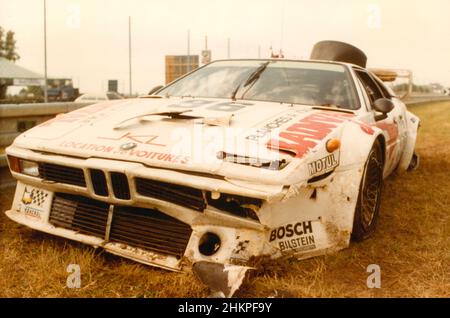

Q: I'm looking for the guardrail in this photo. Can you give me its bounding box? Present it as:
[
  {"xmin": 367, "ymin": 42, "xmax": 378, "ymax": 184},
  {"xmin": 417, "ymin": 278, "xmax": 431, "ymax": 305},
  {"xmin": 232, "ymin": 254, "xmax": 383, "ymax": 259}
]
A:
[
  {"xmin": 0, "ymin": 102, "xmax": 92, "ymax": 168},
  {"xmin": 403, "ymin": 95, "xmax": 450, "ymax": 106},
  {"xmin": 1, "ymin": 96, "xmax": 450, "ymax": 171}
]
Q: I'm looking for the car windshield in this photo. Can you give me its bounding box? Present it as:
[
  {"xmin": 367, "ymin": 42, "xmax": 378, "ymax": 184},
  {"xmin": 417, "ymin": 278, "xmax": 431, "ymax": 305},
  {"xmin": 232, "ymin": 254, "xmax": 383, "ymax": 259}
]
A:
[{"xmin": 157, "ymin": 60, "xmax": 360, "ymax": 110}]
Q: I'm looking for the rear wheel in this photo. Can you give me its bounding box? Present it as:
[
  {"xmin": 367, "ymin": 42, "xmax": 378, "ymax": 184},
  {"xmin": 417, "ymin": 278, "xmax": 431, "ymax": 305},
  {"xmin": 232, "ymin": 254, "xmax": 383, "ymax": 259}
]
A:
[{"xmin": 351, "ymin": 141, "xmax": 384, "ymax": 241}]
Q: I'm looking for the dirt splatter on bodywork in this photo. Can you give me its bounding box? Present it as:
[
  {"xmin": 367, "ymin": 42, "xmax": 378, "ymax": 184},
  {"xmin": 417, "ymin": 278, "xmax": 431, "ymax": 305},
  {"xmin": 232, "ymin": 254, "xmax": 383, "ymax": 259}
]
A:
[{"xmin": 4, "ymin": 57, "xmax": 419, "ymax": 297}]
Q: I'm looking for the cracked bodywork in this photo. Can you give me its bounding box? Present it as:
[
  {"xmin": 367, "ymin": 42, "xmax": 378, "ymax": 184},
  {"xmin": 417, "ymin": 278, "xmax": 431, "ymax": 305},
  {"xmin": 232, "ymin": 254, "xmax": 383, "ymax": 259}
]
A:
[{"xmin": 5, "ymin": 57, "xmax": 419, "ymax": 297}]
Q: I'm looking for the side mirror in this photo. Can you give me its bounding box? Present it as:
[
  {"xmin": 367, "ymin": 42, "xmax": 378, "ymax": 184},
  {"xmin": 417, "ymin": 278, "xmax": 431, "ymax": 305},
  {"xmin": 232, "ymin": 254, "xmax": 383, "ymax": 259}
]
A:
[
  {"xmin": 148, "ymin": 85, "xmax": 164, "ymax": 95},
  {"xmin": 373, "ymin": 98, "xmax": 394, "ymax": 121}
]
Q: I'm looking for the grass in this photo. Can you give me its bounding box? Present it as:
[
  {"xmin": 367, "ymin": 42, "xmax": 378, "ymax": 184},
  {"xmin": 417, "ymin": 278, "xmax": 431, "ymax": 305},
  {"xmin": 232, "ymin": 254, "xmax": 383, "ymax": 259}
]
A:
[{"xmin": 1, "ymin": 101, "xmax": 449, "ymax": 297}]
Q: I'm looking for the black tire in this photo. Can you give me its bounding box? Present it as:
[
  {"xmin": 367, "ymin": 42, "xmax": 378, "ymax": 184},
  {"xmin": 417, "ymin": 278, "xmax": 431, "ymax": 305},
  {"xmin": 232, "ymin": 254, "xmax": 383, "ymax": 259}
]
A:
[
  {"xmin": 407, "ymin": 151, "xmax": 420, "ymax": 171},
  {"xmin": 351, "ymin": 140, "xmax": 384, "ymax": 241},
  {"xmin": 310, "ymin": 41, "xmax": 367, "ymax": 68}
]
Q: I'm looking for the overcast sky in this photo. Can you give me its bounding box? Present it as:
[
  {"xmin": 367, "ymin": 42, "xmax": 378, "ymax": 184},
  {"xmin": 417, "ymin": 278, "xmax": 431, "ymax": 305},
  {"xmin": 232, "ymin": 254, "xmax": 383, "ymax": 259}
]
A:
[{"xmin": 1, "ymin": 0, "xmax": 449, "ymax": 94}]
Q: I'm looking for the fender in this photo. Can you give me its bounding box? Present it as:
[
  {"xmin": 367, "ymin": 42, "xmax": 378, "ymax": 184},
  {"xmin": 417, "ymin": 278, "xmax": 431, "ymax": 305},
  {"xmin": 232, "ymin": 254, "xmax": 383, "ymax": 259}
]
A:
[
  {"xmin": 338, "ymin": 120, "xmax": 385, "ymax": 171},
  {"xmin": 397, "ymin": 110, "xmax": 420, "ymax": 171},
  {"xmin": 328, "ymin": 121, "xmax": 385, "ymax": 241},
  {"xmin": 260, "ymin": 121, "xmax": 386, "ymax": 258}
]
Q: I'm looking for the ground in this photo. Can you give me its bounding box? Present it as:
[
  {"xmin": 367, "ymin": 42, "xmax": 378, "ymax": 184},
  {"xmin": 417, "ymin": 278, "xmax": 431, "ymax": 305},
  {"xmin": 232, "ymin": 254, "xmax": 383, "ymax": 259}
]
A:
[{"xmin": 0, "ymin": 101, "xmax": 449, "ymax": 297}]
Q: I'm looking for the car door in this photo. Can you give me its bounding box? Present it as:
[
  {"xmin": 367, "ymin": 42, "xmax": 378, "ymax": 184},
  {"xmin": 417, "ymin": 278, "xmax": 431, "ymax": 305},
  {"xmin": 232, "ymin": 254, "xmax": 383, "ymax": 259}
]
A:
[
  {"xmin": 354, "ymin": 69, "xmax": 404, "ymax": 176},
  {"xmin": 371, "ymin": 74, "xmax": 409, "ymax": 156}
]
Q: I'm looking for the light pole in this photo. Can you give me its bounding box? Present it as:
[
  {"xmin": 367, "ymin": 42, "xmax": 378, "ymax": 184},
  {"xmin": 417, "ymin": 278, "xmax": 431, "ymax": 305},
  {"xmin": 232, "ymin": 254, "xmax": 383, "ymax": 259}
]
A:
[
  {"xmin": 43, "ymin": 0, "xmax": 48, "ymax": 102},
  {"xmin": 187, "ymin": 29, "xmax": 190, "ymax": 72},
  {"xmin": 128, "ymin": 16, "xmax": 132, "ymax": 97}
]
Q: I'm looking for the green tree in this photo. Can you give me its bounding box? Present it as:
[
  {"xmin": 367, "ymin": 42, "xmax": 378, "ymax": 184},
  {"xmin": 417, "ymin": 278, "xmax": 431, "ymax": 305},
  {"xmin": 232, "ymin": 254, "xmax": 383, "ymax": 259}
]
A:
[
  {"xmin": 4, "ymin": 30, "xmax": 20, "ymax": 62},
  {"xmin": 0, "ymin": 27, "xmax": 5, "ymax": 58},
  {"xmin": 0, "ymin": 27, "xmax": 21, "ymax": 99}
]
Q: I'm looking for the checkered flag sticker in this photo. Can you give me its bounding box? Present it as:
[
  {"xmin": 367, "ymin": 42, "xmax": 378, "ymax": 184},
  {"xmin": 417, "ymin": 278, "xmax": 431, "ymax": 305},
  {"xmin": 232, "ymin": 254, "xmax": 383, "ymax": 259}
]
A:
[
  {"xmin": 31, "ymin": 189, "xmax": 49, "ymax": 207},
  {"xmin": 233, "ymin": 240, "xmax": 250, "ymax": 254}
]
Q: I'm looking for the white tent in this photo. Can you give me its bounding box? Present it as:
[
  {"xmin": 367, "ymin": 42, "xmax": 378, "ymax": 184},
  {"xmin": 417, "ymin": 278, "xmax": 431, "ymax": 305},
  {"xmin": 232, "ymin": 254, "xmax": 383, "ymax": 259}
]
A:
[{"xmin": 0, "ymin": 57, "xmax": 44, "ymax": 86}]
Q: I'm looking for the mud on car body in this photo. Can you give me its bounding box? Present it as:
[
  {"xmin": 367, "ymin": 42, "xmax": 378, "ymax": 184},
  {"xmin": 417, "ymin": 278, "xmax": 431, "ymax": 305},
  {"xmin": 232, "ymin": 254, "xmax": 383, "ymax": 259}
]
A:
[{"xmin": 5, "ymin": 41, "xmax": 420, "ymax": 297}]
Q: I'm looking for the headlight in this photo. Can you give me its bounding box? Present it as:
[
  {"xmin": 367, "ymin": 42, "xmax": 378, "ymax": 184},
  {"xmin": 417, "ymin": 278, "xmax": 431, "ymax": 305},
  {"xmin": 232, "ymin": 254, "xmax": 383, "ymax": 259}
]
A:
[
  {"xmin": 7, "ymin": 156, "xmax": 39, "ymax": 177},
  {"xmin": 7, "ymin": 155, "xmax": 21, "ymax": 173},
  {"xmin": 20, "ymin": 159, "xmax": 39, "ymax": 177}
]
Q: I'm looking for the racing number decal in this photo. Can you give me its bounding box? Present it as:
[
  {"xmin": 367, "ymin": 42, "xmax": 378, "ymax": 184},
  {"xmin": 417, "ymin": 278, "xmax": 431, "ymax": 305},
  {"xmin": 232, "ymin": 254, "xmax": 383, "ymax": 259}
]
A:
[
  {"xmin": 168, "ymin": 100, "xmax": 251, "ymax": 112},
  {"xmin": 207, "ymin": 102, "xmax": 247, "ymax": 112},
  {"xmin": 168, "ymin": 99, "xmax": 214, "ymax": 108}
]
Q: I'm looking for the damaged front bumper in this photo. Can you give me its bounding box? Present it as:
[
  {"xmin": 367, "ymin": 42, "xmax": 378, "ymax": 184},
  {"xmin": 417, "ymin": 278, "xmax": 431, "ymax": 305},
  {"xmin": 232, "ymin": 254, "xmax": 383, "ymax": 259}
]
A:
[{"xmin": 5, "ymin": 146, "xmax": 363, "ymax": 297}]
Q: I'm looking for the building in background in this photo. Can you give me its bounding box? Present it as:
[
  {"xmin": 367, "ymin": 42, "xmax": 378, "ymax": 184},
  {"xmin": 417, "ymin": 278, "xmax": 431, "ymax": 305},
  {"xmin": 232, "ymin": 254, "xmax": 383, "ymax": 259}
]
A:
[
  {"xmin": 108, "ymin": 80, "xmax": 118, "ymax": 93},
  {"xmin": 165, "ymin": 55, "xmax": 199, "ymax": 84},
  {"xmin": 0, "ymin": 57, "xmax": 79, "ymax": 102}
]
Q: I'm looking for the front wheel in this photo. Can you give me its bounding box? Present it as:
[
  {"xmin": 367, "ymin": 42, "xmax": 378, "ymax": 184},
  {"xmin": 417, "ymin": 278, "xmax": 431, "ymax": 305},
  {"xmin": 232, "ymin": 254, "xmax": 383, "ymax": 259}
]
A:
[{"xmin": 351, "ymin": 140, "xmax": 384, "ymax": 241}]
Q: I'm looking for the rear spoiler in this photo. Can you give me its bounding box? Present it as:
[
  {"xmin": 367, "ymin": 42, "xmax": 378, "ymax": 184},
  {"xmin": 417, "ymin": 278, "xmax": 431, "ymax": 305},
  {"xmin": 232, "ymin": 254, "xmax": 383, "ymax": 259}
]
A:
[{"xmin": 369, "ymin": 68, "xmax": 413, "ymax": 99}]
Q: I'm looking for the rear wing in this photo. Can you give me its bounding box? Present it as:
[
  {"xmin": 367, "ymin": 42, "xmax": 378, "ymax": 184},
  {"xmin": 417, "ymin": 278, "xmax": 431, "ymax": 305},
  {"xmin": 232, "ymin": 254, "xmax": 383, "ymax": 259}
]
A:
[{"xmin": 369, "ymin": 68, "xmax": 413, "ymax": 99}]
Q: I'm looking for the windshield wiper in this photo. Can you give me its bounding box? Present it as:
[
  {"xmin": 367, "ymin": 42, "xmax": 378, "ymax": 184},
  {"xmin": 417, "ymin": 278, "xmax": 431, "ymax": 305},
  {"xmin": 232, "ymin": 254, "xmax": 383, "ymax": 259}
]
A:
[
  {"xmin": 313, "ymin": 104, "xmax": 355, "ymax": 114},
  {"xmin": 230, "ymin": 61, "xmax": 271, "ymax": 101}
]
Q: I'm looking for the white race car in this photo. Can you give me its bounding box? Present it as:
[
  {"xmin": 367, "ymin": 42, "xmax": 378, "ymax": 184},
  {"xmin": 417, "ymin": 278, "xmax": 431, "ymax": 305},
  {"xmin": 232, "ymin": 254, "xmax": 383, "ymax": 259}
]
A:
[{"xmin": 5, "ymin": 41, "xmax": 420, "ymax": 297}]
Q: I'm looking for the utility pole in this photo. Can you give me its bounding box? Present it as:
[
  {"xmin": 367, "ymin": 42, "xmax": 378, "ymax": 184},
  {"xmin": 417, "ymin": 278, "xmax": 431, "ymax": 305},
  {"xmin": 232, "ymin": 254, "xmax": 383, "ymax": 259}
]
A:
[
  {"xmin": 128, "ymin": 16, "xmax": 132, "ymax": 97},
  {"xmin": 43, "ymin": 0, "xmax": 48, "ymax": 102},
  {"xmin": 227, "ymin": 38, "xmax": 230, "ymax": 59}
]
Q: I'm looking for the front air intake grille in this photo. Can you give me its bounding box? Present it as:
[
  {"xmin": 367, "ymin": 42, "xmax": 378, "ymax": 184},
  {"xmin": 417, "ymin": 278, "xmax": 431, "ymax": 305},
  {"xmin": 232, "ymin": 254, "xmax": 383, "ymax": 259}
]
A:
[
  {"xmin": 49, "ymin": 193, "xmax": 109, "ymax": 237},
  {"xmin": 110, "ymin": 172, "xmax": 130, "ymax": 200},
  {"xmin": 109, "ymin": 206, "xmax": 192, "ymax": 259},
  {"xmin": 135, "ymin": 178, "xmax": 206, "ymax": 211},
  {"xmin": 206, "ymin": 192, "xmax": 262, "ymax": 222},
  {"xmin": 90, "ymin": 169, "xmax": 108, "ymax": 196},
  {"xmin": 38, "ymin": 163, "xmax": 86, "ymax": 187}
]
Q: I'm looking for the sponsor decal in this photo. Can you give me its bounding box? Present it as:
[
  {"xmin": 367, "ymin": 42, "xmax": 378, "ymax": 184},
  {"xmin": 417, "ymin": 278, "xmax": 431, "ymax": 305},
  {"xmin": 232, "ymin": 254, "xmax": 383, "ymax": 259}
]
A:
[
  {"xmin": 246, "ymin": 112, "xmax": 299, "ymax": 141},
  {"xmin": 168, "ymin": 99, "xmax": 253, "ymax": 111},
  {"xmin": 269, "ymin": 221, "xmax": 316, "ymax": 252},
  {"xmin": 360, "ymin": 123, "xmax": 375, "ymax": 135},
  {"xmin": 58, "ymin": 141, "xmax": 190, "ymax": 164},
  {"xmin": 230, "ymin": 239, "xmax": 252, "ymax": 262},
  {"xmin": 98, "ymin": 132, "xmax": 165, "ymax": 146},
  {"xmin": 267, "ymin": 111, "xmax": 353, "ymax": 158},
  {"xmin": 24, "ymin": 206, "xmax": 42, "ymax": 219},
  {"xmin": 375, "ymin": 121, "xmax": 399, "ymax": 161},
  {"xmin": 232, "ymin": 240, "xmax": 250, "ymax": 255},
  {"xmin": 21, "ymin": 187, "xmax": 48, "ymax": 207},
  {"xmin": 21, "ymin": 187, "xmax": 33, "ymax": 205},
  {"xmin": 20, "ymin": 187, "xmax": 48, "ymax": 220},
  {"xmin": 308, "ymin": 153, "xmax": 339, "ymax": 176}
]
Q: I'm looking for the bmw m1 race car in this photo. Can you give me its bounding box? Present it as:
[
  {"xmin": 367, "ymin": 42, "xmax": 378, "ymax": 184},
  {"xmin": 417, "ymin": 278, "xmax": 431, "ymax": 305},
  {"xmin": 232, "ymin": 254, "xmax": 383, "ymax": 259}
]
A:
[{"xmin": 5, "ymin": 41, "xmax": 420, "ymax": 297}]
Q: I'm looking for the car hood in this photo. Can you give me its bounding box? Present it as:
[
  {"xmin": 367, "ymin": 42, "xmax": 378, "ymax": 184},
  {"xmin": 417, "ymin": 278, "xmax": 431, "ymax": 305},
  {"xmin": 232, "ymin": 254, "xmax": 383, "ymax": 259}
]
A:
[{"xmin": 12, "ymin": 96, "xmax": 356, "ymax": 185}]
